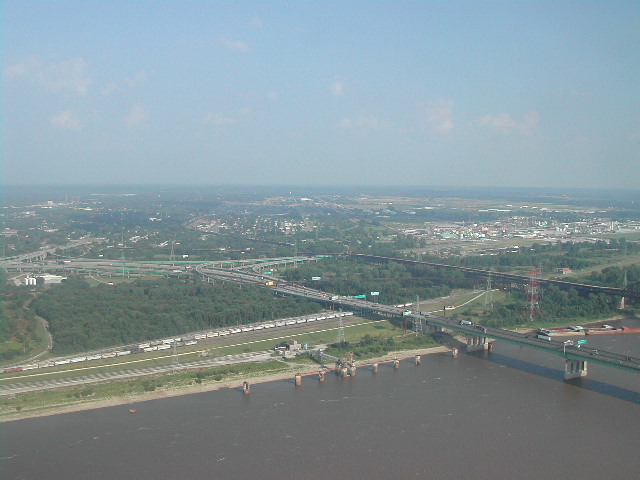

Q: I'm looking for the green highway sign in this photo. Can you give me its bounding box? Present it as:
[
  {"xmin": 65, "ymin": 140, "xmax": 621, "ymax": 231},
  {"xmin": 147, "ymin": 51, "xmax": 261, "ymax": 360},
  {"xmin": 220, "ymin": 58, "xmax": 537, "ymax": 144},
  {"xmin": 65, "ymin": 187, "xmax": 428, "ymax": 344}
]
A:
[
  {"xmin": 354, "ymin": 294, "xmax": 366, "ymax": 299},
  {"xmin": 577, "ymin": 340, "xmax": 587, "ymax": 345}
]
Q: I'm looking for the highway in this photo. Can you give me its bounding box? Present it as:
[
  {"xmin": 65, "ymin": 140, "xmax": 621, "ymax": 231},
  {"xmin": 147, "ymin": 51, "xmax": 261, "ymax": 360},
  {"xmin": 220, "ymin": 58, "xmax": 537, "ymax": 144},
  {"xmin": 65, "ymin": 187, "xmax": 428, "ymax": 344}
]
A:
[
  {"xmin": 0, "ymin": 237, "xmax": 96, "ymax": 263},
  {"xmin": 196, "ymin": 263, "xmax": 640, "ymax": 375},
  {"xmin": 3, "ymin": 250, "xmax": 640, "ymax": 378},
  {"xmin": 0, "ymin": 351, "xmax": 273, "ymax": 396}
]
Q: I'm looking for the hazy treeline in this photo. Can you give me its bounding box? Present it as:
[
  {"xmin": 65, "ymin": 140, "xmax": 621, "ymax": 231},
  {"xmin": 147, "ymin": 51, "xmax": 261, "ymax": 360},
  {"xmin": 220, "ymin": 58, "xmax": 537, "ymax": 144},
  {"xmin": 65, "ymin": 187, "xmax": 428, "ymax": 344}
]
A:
[{"xmin": 435, "ymin": 238, "xmax": 639, "ymax": 276}]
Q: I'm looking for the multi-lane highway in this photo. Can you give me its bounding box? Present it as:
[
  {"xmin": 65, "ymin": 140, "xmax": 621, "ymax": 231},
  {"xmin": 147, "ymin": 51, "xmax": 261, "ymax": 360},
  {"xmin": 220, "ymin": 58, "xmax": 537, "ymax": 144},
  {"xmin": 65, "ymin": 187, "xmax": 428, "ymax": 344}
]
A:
[
  {"xmin": 196, "ymin": 263, "xmax": 640, "ymax": 374},
  {"xmin": 3, "ymin": 251, "xmax": 640, "ymax": 381}
]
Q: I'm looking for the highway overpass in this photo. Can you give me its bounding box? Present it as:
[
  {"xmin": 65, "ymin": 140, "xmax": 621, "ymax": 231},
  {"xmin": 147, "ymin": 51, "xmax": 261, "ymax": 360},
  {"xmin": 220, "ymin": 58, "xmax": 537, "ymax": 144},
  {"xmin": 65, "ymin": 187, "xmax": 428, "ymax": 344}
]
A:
[{"xmin": 196, "ymin": 263, "xmax": 640, "ymax": 379}]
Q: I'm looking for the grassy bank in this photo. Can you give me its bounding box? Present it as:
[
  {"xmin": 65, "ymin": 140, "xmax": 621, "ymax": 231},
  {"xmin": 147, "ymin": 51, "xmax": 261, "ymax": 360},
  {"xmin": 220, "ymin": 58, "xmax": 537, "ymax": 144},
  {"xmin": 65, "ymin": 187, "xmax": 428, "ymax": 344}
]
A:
[{"xmin": 0, "ymin": 359, "xmax": 291, "ymax": 420}]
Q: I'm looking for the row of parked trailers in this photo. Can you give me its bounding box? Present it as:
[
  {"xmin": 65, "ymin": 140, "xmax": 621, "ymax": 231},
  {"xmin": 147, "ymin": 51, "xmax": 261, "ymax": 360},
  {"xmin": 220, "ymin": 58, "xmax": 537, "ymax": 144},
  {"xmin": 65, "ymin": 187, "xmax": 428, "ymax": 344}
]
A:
[{"xmin": 2, "ymin": 311, "xmax": 354, "ymax": 374}]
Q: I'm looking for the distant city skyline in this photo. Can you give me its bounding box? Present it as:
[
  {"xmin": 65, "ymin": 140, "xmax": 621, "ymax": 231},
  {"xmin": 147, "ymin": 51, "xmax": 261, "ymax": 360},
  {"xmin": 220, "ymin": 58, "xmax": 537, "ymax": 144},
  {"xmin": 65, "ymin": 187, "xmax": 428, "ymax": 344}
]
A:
[{"xmin": 2, "ymin": 1, "xmax": 639, "ymax": 189}]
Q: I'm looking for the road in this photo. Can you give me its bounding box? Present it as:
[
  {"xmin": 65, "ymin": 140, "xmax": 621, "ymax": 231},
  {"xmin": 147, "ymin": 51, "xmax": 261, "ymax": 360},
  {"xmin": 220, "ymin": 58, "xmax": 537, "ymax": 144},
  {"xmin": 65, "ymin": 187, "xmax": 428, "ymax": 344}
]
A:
[
  {"xmin": 196, "ymin": 263, "xmax": 640, "ymax": 374},
  {"xmin": 0, "ymin": 351, "xmax": 272, "ymax": 396}
]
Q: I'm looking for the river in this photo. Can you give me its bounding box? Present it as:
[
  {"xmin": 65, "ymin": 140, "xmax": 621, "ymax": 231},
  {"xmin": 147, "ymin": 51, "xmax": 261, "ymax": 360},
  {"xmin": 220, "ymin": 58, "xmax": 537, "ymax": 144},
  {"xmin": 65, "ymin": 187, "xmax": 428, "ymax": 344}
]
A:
[{"xmin": 2, "ymin": 323, "xmax": 639, "ymax": 479}]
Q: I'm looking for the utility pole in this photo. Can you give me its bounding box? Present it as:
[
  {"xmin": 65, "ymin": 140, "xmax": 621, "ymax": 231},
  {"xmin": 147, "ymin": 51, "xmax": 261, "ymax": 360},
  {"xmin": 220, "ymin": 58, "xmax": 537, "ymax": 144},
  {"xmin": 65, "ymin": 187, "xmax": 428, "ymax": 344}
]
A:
[
  {"xmin": 620, "ymin": 269, "xmax": 628, "ymax": 309},
  {"xmin": 173, "ymin": 342, "xmax": 179, "ymax": 370},
  {"xmin": 337, "ymin": 316, "xmax": 345, "ymax": 344},
  {"xmin": 485, "ymin": 272, "xmax": 494, "ymax": 308},
  {"xmin": 526, "ymin": 267, "xmax": 542, "ymax": 321},
  {"xmin": 412, "ymin": 295, "xmax": 423, "ymax": 336}
]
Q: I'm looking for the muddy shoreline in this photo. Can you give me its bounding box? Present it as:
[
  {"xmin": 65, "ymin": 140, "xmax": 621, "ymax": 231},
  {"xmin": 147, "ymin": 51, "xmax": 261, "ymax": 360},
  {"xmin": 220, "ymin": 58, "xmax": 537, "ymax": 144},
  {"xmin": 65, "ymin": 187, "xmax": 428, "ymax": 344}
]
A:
[{"xmin": 1, "ymin": 346, "xmax": 450, "ymax": 423}]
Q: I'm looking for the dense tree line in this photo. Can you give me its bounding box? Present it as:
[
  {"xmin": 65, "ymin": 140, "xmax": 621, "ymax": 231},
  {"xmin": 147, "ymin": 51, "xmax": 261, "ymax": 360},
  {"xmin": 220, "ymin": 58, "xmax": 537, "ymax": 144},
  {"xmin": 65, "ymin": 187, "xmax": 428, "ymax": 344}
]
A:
[
  {"xmin": 0, "ymin": 271, "xmax": 41, "ymax": 360},
  {"xmin": 32, "ymin": 276, "xmax": 322, "ymax": 354},
  {"xmin": 281, "ymin": 258, "xmax": 474, "ymax": 305},
  {"xmin": 467, "ymin": 286, "xmax": 620, "ymax": 328},
  {"xmin": 585, "ymin": 264, "xmax": 640, "ymax": 288},
  {"xmin": 426, "ymin": 238, "xmax": 639, "ymax": 274}
]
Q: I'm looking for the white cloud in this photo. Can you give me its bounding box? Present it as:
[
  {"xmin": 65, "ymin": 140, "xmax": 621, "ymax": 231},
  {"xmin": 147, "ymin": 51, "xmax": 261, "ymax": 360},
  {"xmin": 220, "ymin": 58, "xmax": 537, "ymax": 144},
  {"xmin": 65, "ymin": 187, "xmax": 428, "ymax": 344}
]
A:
[
  {"xmin": 50, "ymin": 110, "xmax": 83, "ymax": 130},
  {"xmin": 219, "ymin": 36, "xmax": 250, "ymax": 53},
  {"xmin": 335, "ymin": 114, "xmax": 389, "ymax": 130},
  {"xmin": 4, "ymin": 56, "xmax": 40, "ymax": 79},
  {"xmin": 5, "ymin": 57, "xmax": 91, "ymax": 94},
  {"xmin": 480, "ymin": 111, "xmax": 539, "ymax": 135},
  {"xmin": 424, "ymin": 99, "xmax": 454, "ymax": 134},
  {"xmin": 126, "ymin": 71, "xmax": 150, "ymax": 88},
  {"xmin": 331, "ymin": 82, "xmax": 345, "ymax": 97},
  {"xmin": 203, "ymin": 108, "xmax": 250, "ymax": 127},
  {"xmin": 203, "ymin": 113, "xmax": 237, "ymax": 126},
  {"xmin": 124, "ymin": 105, "xmax": 150, "ymax": 128},
  {"xmin": 101, "ymin": 71, "xmax": 150, "ymax": 96}
]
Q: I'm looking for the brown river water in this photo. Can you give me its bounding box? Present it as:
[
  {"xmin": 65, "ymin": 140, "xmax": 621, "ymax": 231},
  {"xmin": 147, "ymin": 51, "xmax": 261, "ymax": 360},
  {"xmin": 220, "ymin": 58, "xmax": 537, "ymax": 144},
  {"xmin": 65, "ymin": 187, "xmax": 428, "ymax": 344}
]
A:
[{"xmin": 2, "ymin": 321, "xmax": 639, "ymax": 480}]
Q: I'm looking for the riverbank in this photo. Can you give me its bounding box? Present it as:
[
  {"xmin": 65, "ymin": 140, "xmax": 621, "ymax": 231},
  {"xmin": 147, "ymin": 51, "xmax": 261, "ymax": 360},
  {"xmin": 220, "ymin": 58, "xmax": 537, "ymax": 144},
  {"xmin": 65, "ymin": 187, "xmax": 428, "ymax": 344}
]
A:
[{"xmin": 0, "ymin": 345, "xmax": 450, "ymax": 423}]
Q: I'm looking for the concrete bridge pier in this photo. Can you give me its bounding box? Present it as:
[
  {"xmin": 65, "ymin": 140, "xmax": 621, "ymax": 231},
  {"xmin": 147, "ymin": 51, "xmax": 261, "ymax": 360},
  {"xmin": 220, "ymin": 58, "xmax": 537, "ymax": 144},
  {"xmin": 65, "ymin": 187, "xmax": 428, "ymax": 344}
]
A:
[
  {"xmin": 466, "ymin": 335, "xmax": 488, "ymax": 352},
  {"xmin": 564, "ymin": 359, "xmax": 588, "ymax": 380},
  {"xmin": 424, "ymin": 324, "xmax": 442, "ymax": 335}
]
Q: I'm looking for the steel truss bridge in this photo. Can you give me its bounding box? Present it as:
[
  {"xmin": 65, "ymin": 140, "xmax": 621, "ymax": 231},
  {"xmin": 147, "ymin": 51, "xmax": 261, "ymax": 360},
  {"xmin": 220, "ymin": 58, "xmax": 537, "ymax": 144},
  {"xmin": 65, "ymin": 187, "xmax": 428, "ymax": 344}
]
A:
[{"xmin": 343, "ymin": 254, "xmax": 640, "ymax": 301}]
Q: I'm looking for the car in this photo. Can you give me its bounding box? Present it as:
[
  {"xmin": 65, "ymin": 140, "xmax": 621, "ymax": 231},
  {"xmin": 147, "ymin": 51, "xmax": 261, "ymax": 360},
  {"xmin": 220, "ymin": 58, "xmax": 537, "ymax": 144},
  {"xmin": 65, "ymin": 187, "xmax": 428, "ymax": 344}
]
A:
[{"xmin": 459, "ymin": 320, "xmax": 472, "ymax": 326}]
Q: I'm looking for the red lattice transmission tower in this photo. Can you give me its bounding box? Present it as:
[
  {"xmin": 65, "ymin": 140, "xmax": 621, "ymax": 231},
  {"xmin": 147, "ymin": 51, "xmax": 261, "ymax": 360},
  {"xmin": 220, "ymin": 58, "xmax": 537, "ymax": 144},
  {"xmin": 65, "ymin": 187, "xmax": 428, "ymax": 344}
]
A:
[{"xmin": 526, "ymin": 267, "xmax": 542, "ymax": 321}]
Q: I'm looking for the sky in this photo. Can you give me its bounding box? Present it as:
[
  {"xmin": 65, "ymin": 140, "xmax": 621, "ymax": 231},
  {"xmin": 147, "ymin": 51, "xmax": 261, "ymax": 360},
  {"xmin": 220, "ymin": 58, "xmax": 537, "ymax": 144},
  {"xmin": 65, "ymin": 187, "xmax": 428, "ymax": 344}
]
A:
[{"xmin": 2, "ymin": 1, "xmax": 639, "ymax": 189}]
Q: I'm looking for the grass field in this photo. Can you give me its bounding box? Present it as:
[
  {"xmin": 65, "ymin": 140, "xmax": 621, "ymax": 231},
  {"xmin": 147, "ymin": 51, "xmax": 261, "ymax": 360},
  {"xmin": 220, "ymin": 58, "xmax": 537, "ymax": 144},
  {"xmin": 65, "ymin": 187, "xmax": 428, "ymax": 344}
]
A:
[{"xmin": 0, "ymin": 360, "xmax": 292, "ymax": 418}]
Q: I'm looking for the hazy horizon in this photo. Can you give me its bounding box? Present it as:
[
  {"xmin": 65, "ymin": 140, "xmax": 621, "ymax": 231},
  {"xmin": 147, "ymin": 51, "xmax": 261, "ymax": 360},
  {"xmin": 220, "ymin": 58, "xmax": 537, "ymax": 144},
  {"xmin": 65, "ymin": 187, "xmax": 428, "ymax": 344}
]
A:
[{"xmin": 3, "ymin": 1, "xmax": 639, "ymax": 189}]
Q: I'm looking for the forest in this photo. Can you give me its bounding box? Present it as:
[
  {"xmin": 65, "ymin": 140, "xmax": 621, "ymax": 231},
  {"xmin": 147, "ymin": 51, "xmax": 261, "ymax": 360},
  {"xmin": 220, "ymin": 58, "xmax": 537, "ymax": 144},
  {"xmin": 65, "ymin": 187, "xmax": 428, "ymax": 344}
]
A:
[
  {"xmin": 280, "ymin": 258, "xmax": 475, "ymax": 305},
  {"xmin": 0, "ymin": 271, "xmax": 41, "ymax": 361},
  {"xmin": 31, "ymin": 276, "xmax": 321, "ymax": 355},
  {"xmin": 465, "ymin": 286, "xmax": 622, "ymax": 328}
]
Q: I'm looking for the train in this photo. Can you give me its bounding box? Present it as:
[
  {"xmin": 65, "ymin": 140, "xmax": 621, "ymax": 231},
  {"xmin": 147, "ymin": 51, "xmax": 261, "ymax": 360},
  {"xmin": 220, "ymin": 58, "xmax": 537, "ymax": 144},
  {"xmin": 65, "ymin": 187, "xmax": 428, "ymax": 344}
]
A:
[{"xmin": 2, "ymin": 311, "xmax": 355, "ymax": 374}]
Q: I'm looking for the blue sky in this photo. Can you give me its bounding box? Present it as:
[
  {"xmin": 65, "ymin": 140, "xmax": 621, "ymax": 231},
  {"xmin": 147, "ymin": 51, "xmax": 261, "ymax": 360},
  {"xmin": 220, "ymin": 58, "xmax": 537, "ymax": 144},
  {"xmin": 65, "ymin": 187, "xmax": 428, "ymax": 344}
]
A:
[{"xmin": 2, "ymin": 1, "xmax": 639, "ymax": 188}]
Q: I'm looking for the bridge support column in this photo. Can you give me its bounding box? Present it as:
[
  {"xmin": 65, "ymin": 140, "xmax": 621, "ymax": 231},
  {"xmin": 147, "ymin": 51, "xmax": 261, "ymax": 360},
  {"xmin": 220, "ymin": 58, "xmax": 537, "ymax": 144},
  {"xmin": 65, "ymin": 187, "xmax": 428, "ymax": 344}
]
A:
[
  {"xmin": 466, "ymin": 335, "xmax": 488, "ymax": 352},
  {"xmin": 424, "ymin": 324, "xmax": 442, "ymax": 335},
  {"xmin": 564, "ymin": 359, "xmax": 588, "ymax": 380}
]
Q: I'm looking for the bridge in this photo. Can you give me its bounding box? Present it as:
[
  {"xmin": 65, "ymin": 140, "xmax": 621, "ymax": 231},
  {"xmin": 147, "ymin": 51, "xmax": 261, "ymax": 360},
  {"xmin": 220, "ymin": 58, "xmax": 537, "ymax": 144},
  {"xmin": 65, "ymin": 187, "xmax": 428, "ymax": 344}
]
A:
[
  {"xmin": 344, "ymin": 254, "xmax": 640, "ymax": 301},
  {"xmin": 0, "ymin": 238, "xmax": 96, "ymax": 264},
  {"xmin": 3, "ymin": 247, "xmax": 639, "ymax": 381},
  {"xmin": 195, "ymin": 263, "xmax": 640, "ymax": 381}
]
